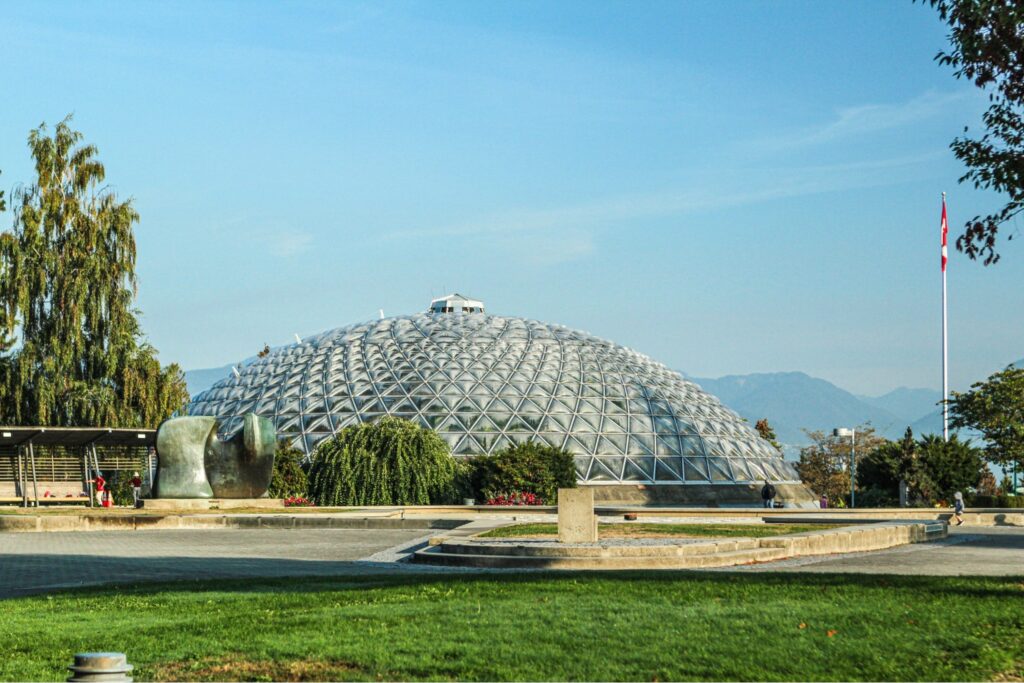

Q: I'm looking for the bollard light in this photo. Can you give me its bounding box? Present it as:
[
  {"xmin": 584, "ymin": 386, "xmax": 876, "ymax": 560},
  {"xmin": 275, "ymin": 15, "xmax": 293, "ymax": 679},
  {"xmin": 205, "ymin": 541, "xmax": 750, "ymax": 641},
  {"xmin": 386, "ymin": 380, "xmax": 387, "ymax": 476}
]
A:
[{"xmin": 67, "ymin": 652, "xmax": 133, "ymax": 682}]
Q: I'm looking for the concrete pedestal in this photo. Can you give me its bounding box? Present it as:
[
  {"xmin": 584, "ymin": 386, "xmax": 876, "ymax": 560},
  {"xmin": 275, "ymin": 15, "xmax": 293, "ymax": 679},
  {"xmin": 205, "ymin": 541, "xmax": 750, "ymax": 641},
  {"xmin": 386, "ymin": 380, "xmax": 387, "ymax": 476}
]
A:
[{"xmin": 558, "ymin": 487, "xmax": 598, "ymax": 543}]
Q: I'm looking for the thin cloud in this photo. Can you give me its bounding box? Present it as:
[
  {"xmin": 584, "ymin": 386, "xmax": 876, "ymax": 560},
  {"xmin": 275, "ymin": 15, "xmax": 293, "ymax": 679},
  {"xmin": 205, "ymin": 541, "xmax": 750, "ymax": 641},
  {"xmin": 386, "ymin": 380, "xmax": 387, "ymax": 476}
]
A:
[
  {"xmin": 268, "ymin": 231, "xmax": 313, "ymax": 257},
  {"xmin": 757, "ymin": 90, "xmax": 974, "ymax": 150},
  {"xmin": 387, "ymin": 152, "xmax": 944, "ymax": 241}
]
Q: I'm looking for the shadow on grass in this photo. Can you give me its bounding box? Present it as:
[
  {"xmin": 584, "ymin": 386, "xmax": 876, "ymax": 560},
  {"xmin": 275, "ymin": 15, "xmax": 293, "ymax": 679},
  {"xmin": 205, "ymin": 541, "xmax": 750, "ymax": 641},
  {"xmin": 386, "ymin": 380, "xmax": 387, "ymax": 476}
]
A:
[{"xmin": 2, "ymin": 553, "xmax": 1021, "ymax": 603}]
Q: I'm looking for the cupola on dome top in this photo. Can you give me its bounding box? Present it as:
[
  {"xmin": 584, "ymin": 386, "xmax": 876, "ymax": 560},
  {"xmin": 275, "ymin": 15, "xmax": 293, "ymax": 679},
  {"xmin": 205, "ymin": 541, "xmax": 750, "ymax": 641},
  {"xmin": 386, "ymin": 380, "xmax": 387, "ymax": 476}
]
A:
[{"xmin": 429, "ymin": 293, "xmax": 485, "ymax": 314}]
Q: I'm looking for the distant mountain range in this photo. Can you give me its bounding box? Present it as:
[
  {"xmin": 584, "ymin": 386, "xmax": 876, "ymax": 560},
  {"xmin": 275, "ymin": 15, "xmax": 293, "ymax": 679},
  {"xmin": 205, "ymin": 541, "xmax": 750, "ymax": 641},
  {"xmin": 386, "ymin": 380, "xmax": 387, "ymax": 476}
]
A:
[
  {"xmin": 688, "ymin": 372, "xmax": 938, "ymax": 447},
  {"xmin": 185, "ymin": 358, "xmax": 1021, "ymax": 453}
]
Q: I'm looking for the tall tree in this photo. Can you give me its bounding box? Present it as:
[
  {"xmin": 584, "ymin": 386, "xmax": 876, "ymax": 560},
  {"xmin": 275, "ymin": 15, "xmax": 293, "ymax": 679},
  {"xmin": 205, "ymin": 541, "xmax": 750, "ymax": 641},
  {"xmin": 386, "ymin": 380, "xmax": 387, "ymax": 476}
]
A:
[
  {"xmin": 0, "ymin": 116, "xmax": 189, "ymax": 427},
  {"xmin": 916, "ymin": 434, "xmax": 986, "ymax": 501},
  {"xmin": 926, "ymin": 0, "xmax": 1024, "ymax": 264},
  {"xmin": 948, "ymin": 364, "xmax": 1024, "ymax": 470},
  {"xmin": 857, "ymin": 427, "xmax": 930, "ymax": 504}
]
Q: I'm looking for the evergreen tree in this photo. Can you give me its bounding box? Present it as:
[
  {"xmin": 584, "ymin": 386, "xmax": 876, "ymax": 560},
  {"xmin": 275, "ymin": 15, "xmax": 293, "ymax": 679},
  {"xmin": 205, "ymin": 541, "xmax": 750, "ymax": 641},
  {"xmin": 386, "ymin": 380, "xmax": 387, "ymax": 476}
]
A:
[
  {"xmin": 0, "ymin": 116, "xmax": 189, "ymax": 427},
  {"xmin": 916, "ymin": 434, "xmax": 986, "ymax": 502}
]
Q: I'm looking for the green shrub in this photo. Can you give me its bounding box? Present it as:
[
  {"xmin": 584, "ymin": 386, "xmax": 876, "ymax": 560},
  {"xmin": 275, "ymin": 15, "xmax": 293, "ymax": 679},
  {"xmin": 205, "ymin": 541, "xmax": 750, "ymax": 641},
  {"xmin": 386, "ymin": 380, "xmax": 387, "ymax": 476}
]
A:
[
  {"xmin": 306, "ymin": 417, "xmax": 458, "ymax": 506},
  {"xmin": 855, "ymin": 486, "xmax": 898, "ymax": 508},
  {"xmin": 268, "ymin": 440, "xmax": 308, "ymax": 499},
  {"xmin": 107, "ymin": 471, "xmax": 138, "ymax": 506},
  {"xmin": 971, "ymin": 494, "xmax": 1024, "ymax": 508},
  {"xmin": 470, "ymin": 442, "xmax": 577, "ymax": 504}
]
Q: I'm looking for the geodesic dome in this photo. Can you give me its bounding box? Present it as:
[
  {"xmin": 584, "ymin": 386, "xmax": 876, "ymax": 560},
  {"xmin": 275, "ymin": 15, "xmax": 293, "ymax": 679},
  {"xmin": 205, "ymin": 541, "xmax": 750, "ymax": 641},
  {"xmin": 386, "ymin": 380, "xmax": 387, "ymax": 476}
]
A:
[{"xmin": 189, "ymin": 296, "xmax": 800, "ymax": 485}]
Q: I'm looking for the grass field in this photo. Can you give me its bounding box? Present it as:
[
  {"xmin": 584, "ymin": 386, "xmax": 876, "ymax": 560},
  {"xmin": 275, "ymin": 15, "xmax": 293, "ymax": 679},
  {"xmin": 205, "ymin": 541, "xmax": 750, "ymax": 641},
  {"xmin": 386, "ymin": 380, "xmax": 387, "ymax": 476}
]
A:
[
  {"xmin": 479, "ymin": 522, "xmax": 843, "ymax": 538},
  {"xmin": 1, "ymin": 572, "xmax": 1021, "ymax": 681}
]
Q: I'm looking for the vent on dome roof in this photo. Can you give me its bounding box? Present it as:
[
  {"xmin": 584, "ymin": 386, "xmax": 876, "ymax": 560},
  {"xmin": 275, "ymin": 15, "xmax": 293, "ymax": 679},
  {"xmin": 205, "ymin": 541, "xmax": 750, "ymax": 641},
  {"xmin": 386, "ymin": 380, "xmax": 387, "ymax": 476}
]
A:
[{"xmin": 429, "ymin": 293, "xmax": 484, "ymax": 314}]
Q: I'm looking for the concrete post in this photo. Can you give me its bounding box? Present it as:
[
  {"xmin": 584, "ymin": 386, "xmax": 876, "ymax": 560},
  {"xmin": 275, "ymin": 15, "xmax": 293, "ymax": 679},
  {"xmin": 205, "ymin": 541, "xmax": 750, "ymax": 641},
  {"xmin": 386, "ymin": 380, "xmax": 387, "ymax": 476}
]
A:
[
  {"xmin": 557, "ymin": 487, "xmax": 598, "ymax": 543},
  {"xmin": 67, "ymin": 652, "xmax": 133, "ymax": 682}
]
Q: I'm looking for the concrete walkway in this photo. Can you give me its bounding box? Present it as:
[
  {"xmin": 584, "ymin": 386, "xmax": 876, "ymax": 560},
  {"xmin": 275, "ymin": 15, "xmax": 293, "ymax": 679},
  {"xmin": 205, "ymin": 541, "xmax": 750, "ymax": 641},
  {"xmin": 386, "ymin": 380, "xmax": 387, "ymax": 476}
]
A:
[
  {"xmin": 719, "ymin": 526, "xmax": 1024, "ymax": 575},
  {"xmin": 0, "ymin": 528, "xmax": 432, "ymax": 598},
  {"xmin": 1, "ymin": 525, "xmax": 1021, "ymax": 599}
]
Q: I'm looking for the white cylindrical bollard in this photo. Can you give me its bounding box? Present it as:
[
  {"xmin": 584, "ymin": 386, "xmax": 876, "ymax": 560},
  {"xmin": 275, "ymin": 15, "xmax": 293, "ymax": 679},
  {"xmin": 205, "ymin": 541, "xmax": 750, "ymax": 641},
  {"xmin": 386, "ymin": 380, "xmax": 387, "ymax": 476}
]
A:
[{"xmin": 67, "ymin": 652, "xmax": 133, "ymax": 682}]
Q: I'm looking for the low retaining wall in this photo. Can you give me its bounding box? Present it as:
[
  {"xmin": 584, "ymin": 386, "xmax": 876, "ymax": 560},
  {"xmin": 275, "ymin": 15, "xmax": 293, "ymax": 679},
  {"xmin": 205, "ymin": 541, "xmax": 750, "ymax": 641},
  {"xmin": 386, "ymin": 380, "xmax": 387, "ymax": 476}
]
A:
[
  {"xmin": 413, "ymin": 521, "xmax": 948, "ymax": 570},
  {"xmin": 0, "ymin": 513, "xmax": 466, "ymax": 533}
]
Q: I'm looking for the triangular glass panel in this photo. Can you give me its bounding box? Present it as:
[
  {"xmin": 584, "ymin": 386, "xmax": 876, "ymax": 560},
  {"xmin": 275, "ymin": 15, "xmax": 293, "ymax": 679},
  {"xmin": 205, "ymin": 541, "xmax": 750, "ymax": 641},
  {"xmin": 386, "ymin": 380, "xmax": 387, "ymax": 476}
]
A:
[
  {"xmin": 708, "ymin": 457, "xmax": 733, "ymax": 482},
  {"xmin": 601, "ymin": 433, "xmax": 628, "ymax": 453},
  {"xmin": 684, "ymin": 457, "xmax": 710, "ymax": 482},
  {"xmin": 623, "ymin": 457, "xmax": 655, "ymax": 481},
  {"xmin": 590, "ymin": 457, "xmax": 621, "ymax": 481},
  {"xmin": 655, "ymin": 457, "xmax": 683, "ymax": 481}
]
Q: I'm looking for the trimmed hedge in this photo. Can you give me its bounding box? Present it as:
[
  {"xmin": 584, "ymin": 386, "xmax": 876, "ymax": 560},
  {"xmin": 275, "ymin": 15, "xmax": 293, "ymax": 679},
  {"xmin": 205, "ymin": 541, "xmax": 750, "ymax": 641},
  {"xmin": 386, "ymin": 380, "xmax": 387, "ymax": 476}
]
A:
[
  {"xmin": 971, "ymin": 494, "xmax": 1024, "ymax": 508},
  {"xmin": 306, "ymin": 417, "xmax": 458, "ymax": 506}
]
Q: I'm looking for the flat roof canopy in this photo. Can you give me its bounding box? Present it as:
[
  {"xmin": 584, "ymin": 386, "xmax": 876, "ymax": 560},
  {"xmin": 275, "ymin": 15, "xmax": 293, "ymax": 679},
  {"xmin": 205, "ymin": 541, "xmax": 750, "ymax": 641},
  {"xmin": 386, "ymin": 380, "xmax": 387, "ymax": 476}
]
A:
[{"xmin": 0, "ymin": 427, "xmax": 156, "ymax": 448}]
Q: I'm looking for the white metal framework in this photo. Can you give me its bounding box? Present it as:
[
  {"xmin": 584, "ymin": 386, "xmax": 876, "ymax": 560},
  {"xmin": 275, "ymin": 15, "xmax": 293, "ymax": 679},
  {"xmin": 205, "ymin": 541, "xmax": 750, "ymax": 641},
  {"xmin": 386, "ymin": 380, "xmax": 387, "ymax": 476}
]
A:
[{"xmin": 190, "ymin": 301, "xmax": 800, "ymax": 485}]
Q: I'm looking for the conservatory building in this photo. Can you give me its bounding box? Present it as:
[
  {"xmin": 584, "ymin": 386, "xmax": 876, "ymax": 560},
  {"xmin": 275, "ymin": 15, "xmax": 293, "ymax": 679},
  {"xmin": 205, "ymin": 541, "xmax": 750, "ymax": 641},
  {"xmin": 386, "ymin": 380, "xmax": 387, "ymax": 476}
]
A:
[{"xmin": 189, "ymin": 294, "xmax": 811, "ymax": 504}]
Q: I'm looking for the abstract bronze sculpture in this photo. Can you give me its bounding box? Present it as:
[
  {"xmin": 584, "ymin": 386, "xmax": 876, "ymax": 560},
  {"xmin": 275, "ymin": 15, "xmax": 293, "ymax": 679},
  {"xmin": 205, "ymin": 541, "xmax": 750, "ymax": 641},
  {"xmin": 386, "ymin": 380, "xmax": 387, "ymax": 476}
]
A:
[{"xmin": 155, "ymin": 413, "xmax": 276, "ymax": 498}]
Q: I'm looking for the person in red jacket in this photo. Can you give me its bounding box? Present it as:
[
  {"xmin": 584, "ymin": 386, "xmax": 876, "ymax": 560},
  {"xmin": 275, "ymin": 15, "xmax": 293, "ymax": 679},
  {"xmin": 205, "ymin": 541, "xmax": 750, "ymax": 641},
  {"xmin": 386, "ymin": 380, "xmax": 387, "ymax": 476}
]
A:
[
  {"xmin": 92, "ymin": 471, "xmax": 106, "ymax": 507},
  {"xmin": 131, "ymin": 472, "xmax": 143, "ymax": 507}
]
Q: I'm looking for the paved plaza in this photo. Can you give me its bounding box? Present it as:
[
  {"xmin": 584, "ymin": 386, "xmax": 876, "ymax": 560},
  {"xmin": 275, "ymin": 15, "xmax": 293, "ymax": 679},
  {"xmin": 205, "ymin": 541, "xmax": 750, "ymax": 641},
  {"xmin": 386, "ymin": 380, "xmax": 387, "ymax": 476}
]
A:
[
  {"xmin": 0, "ymin": 525, "xmax": 1021, "ymax": 598},
  {"xmin": 0, "ymin": 528, "xmax": 433, "ymax": 598}
]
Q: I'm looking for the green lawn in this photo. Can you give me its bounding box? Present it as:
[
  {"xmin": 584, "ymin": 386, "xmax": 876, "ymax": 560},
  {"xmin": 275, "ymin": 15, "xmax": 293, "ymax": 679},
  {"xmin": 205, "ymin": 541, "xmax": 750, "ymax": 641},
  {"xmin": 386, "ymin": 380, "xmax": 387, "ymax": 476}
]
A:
[
  {"xmin": 479, "ymin": 522, "xmax": 844, "ymax": 538},
  {"xmin": 1, "ymin": 572, "xmax": 1021, "ymax": 681}
]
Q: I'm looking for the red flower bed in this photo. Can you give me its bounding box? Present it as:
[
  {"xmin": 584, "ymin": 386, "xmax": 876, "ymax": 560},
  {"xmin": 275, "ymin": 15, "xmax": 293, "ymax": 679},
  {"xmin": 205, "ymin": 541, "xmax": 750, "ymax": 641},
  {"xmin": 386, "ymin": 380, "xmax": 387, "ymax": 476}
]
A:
[
  {"xmin": 485, "ymin": 491, "xmax": 544, "ymax": 506},
  {"xmin": 284, "ymin": 496, "xmax": 315, "ymax": 507}
]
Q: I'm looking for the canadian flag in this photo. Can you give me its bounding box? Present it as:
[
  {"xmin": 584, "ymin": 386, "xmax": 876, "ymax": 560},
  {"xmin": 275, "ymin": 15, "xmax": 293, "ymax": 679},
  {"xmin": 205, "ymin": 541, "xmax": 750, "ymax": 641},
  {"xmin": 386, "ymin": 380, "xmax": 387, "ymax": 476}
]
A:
[{"xmin": 941, "ymin": 195, "xmax": 948, "ymax": 272}]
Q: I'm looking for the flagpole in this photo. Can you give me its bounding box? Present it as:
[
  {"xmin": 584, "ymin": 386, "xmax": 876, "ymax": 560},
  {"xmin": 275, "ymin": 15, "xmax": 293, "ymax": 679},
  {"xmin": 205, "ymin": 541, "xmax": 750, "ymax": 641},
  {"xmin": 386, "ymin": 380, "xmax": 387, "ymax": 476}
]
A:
[{"xmin": 942, "ymin": 192, "xmax": 949, "ymax": 442}]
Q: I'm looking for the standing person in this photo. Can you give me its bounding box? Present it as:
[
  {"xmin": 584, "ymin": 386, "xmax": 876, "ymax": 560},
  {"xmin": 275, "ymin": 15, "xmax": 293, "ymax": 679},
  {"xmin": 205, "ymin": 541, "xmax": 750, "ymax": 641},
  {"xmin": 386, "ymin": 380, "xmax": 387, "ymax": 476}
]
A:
[
  {"xmin": 93, "ymin": 471, "xmax": 106, "ymax": 507},
  {"xmin": 760, "ymin": 480, "xmax": 776, "ymax": 509},
  {"xmin": 131, "ymin": 471, "xmax": 143, "ymax": 508},
  {"xmin": 820, "ymin": 494, "xmax": 829, "ymax": 509},
  {"xmin": 953, "ymin": 491, "xmax": 965, "ymax": 526}
]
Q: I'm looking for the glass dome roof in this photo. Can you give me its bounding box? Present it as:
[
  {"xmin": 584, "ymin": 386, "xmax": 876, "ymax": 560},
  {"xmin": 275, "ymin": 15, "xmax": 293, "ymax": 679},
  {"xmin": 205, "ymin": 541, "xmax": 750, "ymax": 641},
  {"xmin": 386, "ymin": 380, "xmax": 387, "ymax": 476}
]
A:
[{"xmin": 189, "ymin": 305, "xmax": 800, "ymax": 485}]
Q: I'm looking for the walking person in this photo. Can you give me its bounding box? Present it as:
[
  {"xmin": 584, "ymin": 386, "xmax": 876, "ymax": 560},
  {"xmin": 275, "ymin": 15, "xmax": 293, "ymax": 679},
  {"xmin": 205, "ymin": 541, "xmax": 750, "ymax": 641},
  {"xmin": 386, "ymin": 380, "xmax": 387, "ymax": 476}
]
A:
[
  {"xmin": 131, "ymin": 471, "xmax": 143, "ymax": 508},
  {"xmin": 92, "ymin": 471, "xmax": 106, "ymax": 507},
  {"xmin": 760, "ymin": 480, "xmax": 776, "ymax": 509},
  {"xmin": 953, "ymin": 491, "xmax": 965, "ymax": 526}
]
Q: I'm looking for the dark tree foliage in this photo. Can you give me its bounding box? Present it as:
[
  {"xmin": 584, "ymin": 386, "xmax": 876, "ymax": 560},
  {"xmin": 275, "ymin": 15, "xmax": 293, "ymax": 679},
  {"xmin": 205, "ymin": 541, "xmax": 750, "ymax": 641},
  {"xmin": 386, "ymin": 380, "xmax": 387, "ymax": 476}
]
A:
[
  {"xmin": 917, "ymin": 434, "xmax": 986, "ymax": 501},
  {"xmin": 306, "ymin": 417, "xmax": 458, "ymax": 506},
  {"xmin": 857, "ymin": 428, "xmax": 921, "ymax": 505},
  {"xmin": 469, "ymin": 442, "xmax": 577, "ymax": 504},
  {"xmin": 755, "ymin": 418, "xmax": 783, "ymax": 453},
  {"xmin": 948, "ymin": 364, "xmax": 1024, "ymax": 470},
  {"xmin": 857, "ymin": 428, "xmax": 984, "ymax": 505},
  {"xmin": 926, "ymin": 0, "xmax": 1024, "ymax": 264},
  {"xmin": 0, "ymin": 116, "xmax": 189, "ymax": 427},
  {"xmin": 268, "ymin": 440, "xmax": 308, "ymax": 499}
]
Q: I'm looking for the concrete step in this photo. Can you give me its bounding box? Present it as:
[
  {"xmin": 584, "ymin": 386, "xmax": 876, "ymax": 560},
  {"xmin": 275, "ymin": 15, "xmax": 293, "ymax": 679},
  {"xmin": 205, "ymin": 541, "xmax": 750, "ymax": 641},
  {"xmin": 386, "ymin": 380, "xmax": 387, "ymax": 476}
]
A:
[{"xmin": 411, "ymin": 544, "xmax": 790, "ymax": 570}]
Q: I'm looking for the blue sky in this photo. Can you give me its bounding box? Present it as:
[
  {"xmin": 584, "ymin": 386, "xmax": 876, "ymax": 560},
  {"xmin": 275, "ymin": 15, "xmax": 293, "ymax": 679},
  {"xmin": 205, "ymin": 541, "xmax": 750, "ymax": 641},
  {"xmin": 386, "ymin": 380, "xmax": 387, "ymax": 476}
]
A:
[{"xmin": 0, "ymin": 1, "xmax": 1021, "ymax": 395}]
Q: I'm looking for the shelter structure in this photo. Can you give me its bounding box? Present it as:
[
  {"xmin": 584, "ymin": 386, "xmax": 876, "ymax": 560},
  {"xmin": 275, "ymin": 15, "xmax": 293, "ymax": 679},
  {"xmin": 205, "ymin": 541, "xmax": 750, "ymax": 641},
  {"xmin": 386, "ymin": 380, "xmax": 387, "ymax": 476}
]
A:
[
  {"xmin": 0, "ymin": 427, "xmax": 155, "ymax": 506},
  {"xmin": 191, "ymin": 294, "xmax": 816, "ymax": 505}
]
